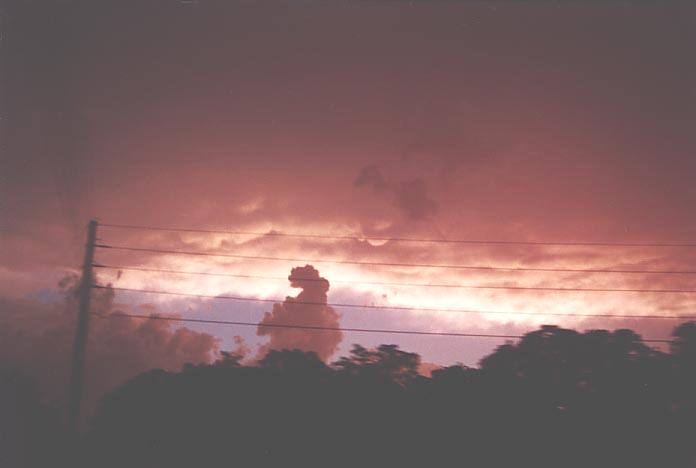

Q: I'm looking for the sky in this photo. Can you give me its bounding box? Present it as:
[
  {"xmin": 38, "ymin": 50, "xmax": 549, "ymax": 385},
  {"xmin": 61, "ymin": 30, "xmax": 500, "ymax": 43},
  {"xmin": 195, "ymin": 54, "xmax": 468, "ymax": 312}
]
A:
[{"xmin": 1, "ymin": 0, "xmax": 696, "ymax": 403}]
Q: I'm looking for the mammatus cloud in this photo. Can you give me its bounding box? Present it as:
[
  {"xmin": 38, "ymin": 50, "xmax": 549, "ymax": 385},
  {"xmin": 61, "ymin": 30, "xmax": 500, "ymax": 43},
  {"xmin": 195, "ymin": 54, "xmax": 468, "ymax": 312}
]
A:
[
  {"xmin": 354, "ymin": 165, "xmax": 439, "ymax": 221},
  {"xmin": 0, "ymin": 275, "xmax": 218, "ymax": 419},
  {"xmin": 257, "ymin": 265, "xmax": 342, "ymax": 362}
]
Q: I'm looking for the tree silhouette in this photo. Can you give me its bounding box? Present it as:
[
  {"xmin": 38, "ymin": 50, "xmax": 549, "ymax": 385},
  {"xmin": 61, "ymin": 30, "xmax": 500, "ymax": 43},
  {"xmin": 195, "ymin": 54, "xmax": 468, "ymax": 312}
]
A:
[
  {"xmin": 4, "ymin": 322, "xmax": 694, "ymax": 467},
  {"xmin": 0, "ymin": 370, "xmax": 68, "ymax": 468},
  {"xmin": 333, "ymin": 343, "xmax": 421, "ymax": 384}
]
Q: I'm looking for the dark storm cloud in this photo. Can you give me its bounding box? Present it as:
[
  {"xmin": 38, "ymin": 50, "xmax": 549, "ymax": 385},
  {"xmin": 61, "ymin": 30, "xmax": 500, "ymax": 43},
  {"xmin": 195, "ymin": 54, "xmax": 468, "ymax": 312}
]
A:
[
  {"xmin": 0, "ymin": 1, "xmax": 91, "ymax": 233},
  {"xmin": 354, "ymin": 165, "xmax": 389, "ymax": 194},
  {"xmin": 354, "ymin": 166, "xmax": 439, "ymax": 220},
  {"xmin": 2, "ymin": 1, "xmax": 694, "ymax": 245},
  {"xmin": 392, "ymin": 177, "xmax": 439, "ymax": 221},
  {"xmin": 1, "ymin": 0, "xmax": 695, "ymax": 368}
]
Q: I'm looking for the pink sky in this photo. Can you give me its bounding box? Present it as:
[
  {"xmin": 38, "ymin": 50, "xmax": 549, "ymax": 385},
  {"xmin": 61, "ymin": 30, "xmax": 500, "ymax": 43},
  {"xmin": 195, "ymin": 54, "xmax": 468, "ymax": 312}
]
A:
[{"xmin": 2, "ymin": 1, "xmax": 695, "ymax": 379}]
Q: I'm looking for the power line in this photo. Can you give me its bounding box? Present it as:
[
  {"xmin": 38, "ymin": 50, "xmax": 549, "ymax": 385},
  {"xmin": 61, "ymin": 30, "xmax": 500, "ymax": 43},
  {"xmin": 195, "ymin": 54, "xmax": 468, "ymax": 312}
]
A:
[
  {"xmin": 95, "ymin": 244, "xmax": 696, "ymax": 275},
  {"xmin": 90, "ymin": 312, "xmax": 674, "ymax": 343},
  {"xmin": 91, "ymin": 312, "xmax": 524, "ymax": 339},
  {"xmin": 99, "ymin": 223, "xmax": 696, "ymax": 248},
  {"xmin": 93, "ymin": 263, "xmax": 696, "ymax": 295},
  {"xmin": 94, "ymin": 285, "xmax": 696, "ymax": 320}
]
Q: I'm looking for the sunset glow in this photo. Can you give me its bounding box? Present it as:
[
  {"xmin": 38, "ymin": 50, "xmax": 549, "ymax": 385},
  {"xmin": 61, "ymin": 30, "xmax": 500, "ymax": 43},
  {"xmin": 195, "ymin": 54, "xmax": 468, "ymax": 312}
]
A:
[{"xmin": 2, "ymin": 0, "xmax": 695, "ymax": 414}]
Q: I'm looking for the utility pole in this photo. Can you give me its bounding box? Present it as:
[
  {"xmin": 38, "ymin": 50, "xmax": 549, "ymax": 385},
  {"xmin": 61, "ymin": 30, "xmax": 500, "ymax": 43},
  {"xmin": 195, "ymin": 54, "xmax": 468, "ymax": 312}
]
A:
[{"xmin": 68, "ymin": 219, "xmax": 98, "ymax": 433}]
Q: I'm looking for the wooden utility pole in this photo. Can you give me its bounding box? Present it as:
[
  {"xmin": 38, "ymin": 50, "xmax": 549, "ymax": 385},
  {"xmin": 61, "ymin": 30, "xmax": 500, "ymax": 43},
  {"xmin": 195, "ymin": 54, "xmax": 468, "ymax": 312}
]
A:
[{"xmin": 68, "ymin": 219, "xmax": 98, "ymax": 433}]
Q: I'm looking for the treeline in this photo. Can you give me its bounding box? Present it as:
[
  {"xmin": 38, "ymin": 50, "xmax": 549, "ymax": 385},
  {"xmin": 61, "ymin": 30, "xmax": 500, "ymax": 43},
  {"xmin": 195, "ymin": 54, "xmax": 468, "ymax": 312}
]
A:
[{"xmin": 3, "ymin": 323, "xmax": 696, "ymax": 467}]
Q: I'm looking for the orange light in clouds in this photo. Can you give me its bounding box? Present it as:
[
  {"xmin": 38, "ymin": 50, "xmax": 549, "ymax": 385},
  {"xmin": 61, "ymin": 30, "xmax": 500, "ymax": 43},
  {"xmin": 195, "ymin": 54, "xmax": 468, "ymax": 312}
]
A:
[
  {"xmin": 95, "ymin": 230, "xmax": 696, "ymax": 334},
  {"xmin": 95, "ymin": 219, "xmax": 696, "ymax": 329}
]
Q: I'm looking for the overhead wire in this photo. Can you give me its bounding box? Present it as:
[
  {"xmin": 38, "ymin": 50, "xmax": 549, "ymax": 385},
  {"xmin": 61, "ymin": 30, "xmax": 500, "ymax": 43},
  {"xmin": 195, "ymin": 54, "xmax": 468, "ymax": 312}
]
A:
[
  {"xmin": 90, "ymin": 311, "xmax": 674, "ymax": 344},
  {"xmin": 93, "ymin": 263, "xmax": 696, "ymax": 294},
  {"xmin": 93, "ymin": 285, "xmax": 696, "ymax": 320},
  {"xmin": 93, "ymin": 223, "xmax": 696, "ymax": 345},
  {"xmin": 91, "ymin": 311, "xmax": 526, "ymax": 339},
  {"xmin": 94, "ymin": 244, "xmax": 696, "ymax": 275},
  {"xmin": 99, "ymin": 222, "xmax": 696, "ymax": 248}
]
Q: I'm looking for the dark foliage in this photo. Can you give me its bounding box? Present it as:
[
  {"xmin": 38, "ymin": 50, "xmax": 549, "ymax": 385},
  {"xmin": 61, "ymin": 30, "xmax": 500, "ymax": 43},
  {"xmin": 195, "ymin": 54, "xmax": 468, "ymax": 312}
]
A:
[
  {"xmin": 5, "ymin": 323, "xmax": 696, "ymax": 467},
  {"xmin": 0, "ymin": 370, "xmax": 69, "ymax": 468}
]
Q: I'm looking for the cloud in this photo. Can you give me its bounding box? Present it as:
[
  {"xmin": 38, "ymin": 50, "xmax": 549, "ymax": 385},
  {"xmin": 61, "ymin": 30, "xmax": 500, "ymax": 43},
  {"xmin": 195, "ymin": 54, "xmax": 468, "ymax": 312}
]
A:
[
  {"xmin": 229, "ymin": 336, "xmax": 252, "ymax": 364},
  {"xmin": 354, "ymin": 166, "xmax": 439, "ymax": 221},
  {"xmin": 0, "ymin": 275, "xmax": 218, "ymax": 419},
  {"xmin": 257, "ymin": 265, "xmax": 342, "ymax": 362},
  {"xmin": 392, "ymin": 177, "xmax": 439, "ymax": 221},
  {"xmin": 2, "ymin": 0, "xmax": 695, "ymax": 372},
  {"xmin": 354, "ymin": 165, "xmax": 389, "ymax": 194}
]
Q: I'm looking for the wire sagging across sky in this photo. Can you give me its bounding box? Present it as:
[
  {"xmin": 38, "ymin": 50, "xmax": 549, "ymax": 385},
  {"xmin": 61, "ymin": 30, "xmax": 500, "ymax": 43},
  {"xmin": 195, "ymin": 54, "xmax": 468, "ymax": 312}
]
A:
[
  {"xmin": 91, "ymin": 312, "xmax": 675, "ymax": 344},
  {"xmin": 92, "ymin": 223, "xmax": 696, "ymax": 347},
  {"xmin": 99, "ymin": 222, "xmax": 696, "ymax": 248},
  {"xmin": 93, "ymin": 263, "xmax": 696, "ymax": 294},
  {"xmin": 91, "ymin": 311, "xmax": 531, "ymax": 339},
  {"xmin": 94, "ymin": 285, "xmax": 696, "ymax": 321},
  {"xmin": 95, "ymin": 244, "xmax": 696, "ymax": 275}
]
